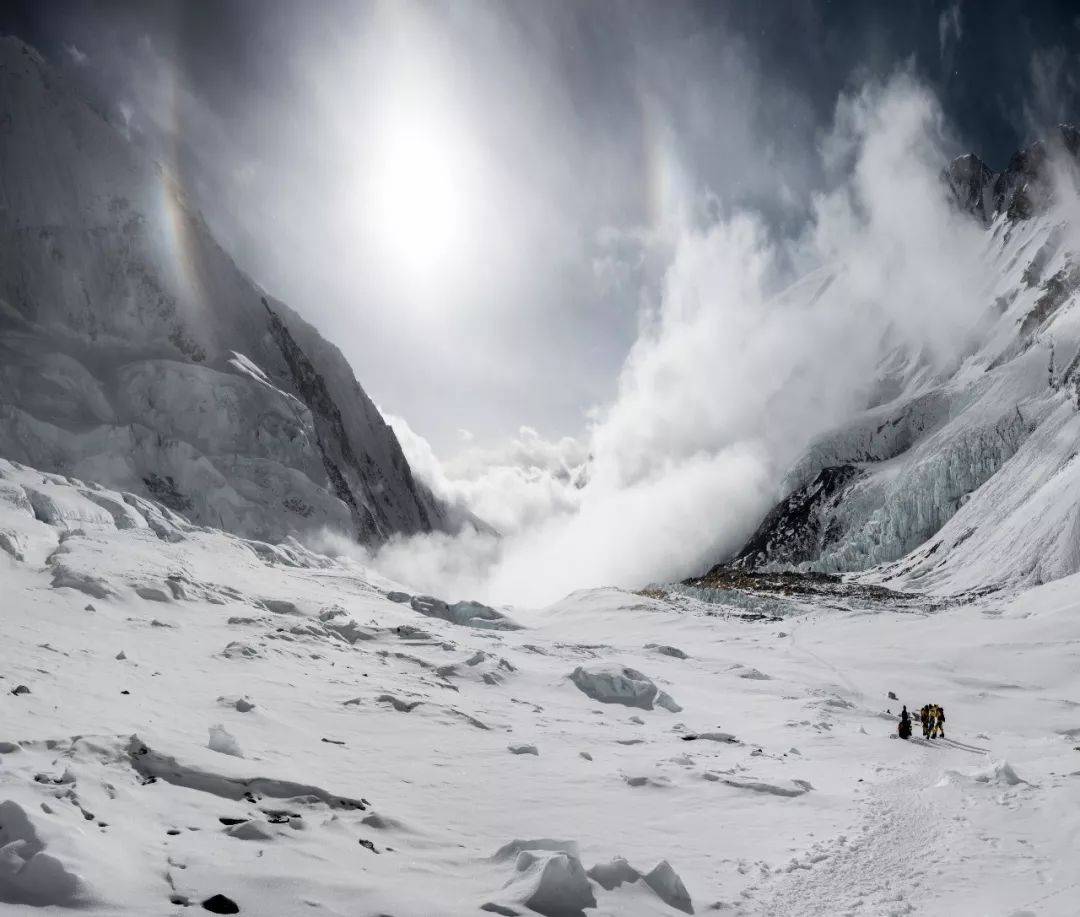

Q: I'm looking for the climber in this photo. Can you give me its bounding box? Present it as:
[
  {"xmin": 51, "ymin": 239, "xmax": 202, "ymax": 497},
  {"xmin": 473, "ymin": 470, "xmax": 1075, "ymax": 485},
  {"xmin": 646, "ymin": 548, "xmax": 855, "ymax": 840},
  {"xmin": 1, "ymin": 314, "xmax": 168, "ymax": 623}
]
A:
[
  {"xmin": 898, "ymin": 705, "xmax": 912, "ymax": 740},
  {"xmin": 920, "ymin": 704, "xmax": 931, "ymax": 738},
  {"xmin": 931, "ymin": 704, "xmax": 946, "ymax": 739}
]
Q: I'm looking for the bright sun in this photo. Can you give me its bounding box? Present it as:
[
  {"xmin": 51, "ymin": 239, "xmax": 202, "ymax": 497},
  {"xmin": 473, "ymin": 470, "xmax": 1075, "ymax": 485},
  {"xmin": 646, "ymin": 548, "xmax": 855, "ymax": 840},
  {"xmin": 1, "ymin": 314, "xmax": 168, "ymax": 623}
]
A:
[{"xmin": 367, "ymin": 109, "xmax": 475, "ymax": 284}]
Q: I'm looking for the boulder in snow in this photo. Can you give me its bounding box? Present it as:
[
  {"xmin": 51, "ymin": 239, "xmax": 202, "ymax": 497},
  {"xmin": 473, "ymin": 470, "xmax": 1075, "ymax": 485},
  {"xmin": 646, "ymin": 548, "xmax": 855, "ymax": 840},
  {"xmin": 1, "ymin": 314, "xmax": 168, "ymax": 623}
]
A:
[
  {"xmin": 645, "ymin": 643, "xmax": 688, "ymax": 659},
  {"xmin": 586, "ymin": 857, "xmax": 641, "ymax": 890},
  {"xmin": 643, "ymin": 860, "xmax": 694, "ymax": 914},
  {"xmin": 501, "ymin": 850, "xmax": 596, "ymax": 917},
  {"xmin": 569, "ymin": 665, "xmax": 659, "ymax": 709}
]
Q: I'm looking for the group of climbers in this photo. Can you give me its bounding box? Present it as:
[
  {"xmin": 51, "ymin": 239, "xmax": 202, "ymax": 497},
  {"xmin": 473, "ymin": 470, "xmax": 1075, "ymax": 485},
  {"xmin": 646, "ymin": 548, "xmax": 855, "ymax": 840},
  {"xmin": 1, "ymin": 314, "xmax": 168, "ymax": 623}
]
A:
[
  {"xmin": 920, "ymin": 703, "xmax": 945, "ymax": 738},
  {"xmin": 896, "ymin": 703, "xmax": 946, "ymax": 740}
]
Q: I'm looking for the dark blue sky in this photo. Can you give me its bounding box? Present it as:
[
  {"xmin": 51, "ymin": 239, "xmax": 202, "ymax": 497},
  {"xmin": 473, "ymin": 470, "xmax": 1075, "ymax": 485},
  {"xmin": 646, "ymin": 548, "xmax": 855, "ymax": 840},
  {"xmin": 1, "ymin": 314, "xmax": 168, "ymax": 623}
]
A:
[{"xmin": 6, "ymin": 0, "xmax": 1080, "ymax": 170}]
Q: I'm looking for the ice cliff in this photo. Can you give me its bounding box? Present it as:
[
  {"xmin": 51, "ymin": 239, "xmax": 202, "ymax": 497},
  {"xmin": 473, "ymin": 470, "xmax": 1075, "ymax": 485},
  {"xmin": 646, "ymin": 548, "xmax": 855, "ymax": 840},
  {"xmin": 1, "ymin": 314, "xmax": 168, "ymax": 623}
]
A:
[
  {"xmin": 0, "ymin": 37, "xmax": 453, "ymax": 545},
  {"xmin": 710, "ymin": 123, "xmax": 1080, "ymax": 595}
]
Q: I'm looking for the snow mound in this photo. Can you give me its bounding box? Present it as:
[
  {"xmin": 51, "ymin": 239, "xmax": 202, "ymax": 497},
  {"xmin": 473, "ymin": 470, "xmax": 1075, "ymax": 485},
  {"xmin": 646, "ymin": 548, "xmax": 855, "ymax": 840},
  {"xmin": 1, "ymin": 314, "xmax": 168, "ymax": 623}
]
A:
[
  {"xmin": 492, "ymin": 839, "xmax": 580, "ymax": 863},
  {"xmin": 714, "ymin": 776, "xmax": 812, "ymax": 797},
  {"xmin": 208, "ymin": 725, "xmax": 244, "ymax": 758},
  {"xmin": 508, "ymin": 744, "xmax": 539, "ymax": 756},
  {"xmin": 645, "ymin": 643, "xmax": 688, "ymax": 659},
  {"xmin": 226, "ymin": 819, "xmax": 275, "ymax": 841},
  {"xmin": 0, "ymin": 800, "xmax": 82, "ymax": 907},
  {"xmin": 569, "ymin": 665, "xmax": 662, "ymax": 709},
  {"xmin": 938, "ymin": 758, "xmax": 1027, "ymax": 788}
]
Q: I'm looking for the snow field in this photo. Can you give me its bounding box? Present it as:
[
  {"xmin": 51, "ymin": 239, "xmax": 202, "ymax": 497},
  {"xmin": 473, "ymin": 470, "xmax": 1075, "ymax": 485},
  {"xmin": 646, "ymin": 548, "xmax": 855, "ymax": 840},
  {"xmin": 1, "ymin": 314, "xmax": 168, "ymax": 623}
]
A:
[{"xmin": 2, "ymin": 460, "xmax": 1079, "ymax": 915}]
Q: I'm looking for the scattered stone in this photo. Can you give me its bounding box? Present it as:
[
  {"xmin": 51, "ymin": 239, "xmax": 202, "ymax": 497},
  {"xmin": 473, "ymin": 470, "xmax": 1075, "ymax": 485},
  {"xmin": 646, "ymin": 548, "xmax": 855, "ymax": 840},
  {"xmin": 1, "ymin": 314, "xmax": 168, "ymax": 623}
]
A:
[
  {"xmin": 261, "ymin": 599, "xmax": 301, "ymax": 616},
  {"xmin": 375, "ymin": 694, "xmax": 423, "ymax": 713},
  {"xmin": 321, "ymin": 738, "xmax": 346, "ymax": 746},
  {"xmin": 386, "ymin": 591, "xmax": 411, "ymax": 603},
  {"xmin": 358, "ymin": 838, "xmax": 379, "ymax": 853},
  {"xmin": 578, "ymin": 751, "xmax": 592, "ymax": 761},
  {"xmin": 888, "ymin": 691, "xmax": 898, "ymax": 700},
  {"xmin": 115, "ymin": 650, "xmax": 126, "ymax": 661},
  {"xmin": 480, "ymin": 903, "xmax": 521, "ymax": 916},
  {"xmin": 84, "ymin": 604, "xmax": 95, "ymax": 612},
  {"xmin": 201, "ymin": 894, "xmax": 240, "ymax": 914},
  {"xmin": 10, "ymin": 684, "xmax": 30, "ymax": 696}
]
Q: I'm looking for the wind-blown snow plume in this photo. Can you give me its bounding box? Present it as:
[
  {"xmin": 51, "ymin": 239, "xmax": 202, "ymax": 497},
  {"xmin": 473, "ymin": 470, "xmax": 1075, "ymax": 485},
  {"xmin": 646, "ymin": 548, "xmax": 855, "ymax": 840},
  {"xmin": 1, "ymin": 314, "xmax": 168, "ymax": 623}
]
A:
[{"xmin": 360, "ymin": 73, "xmax": 988, "ymax": 606}]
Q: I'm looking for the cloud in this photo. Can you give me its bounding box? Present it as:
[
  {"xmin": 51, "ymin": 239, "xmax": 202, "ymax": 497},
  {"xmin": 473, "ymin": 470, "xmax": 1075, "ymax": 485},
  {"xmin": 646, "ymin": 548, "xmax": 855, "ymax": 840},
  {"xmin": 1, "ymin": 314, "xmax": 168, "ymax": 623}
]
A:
[
  {"xmin": 938, "ymin": 3, "xmax": 963, "ymax": 61},
  {"xmin": 63, "ymin": 43, "xmax": 88, "ymax": 66},
  {"xmin": 365, "ymin": 71, "xmax": 988, "ymax": 607},
  {"xmin": 1022, "ymin": 46, "xmax": 1080, "ymax": 136},
  {"xmin": 41, "ymin": 1, "xmax": 829, "ymax": 455},
  {"xmin": 386, "ymin": 414, "xmax": 587, "ymax": 536}
]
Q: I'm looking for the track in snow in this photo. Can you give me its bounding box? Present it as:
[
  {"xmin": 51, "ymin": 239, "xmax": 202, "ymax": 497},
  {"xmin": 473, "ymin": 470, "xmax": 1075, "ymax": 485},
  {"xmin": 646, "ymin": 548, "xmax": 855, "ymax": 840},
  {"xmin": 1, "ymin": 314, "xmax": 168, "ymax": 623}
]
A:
[{"xmin": 738, "ymin": 757, "xmax": 956, "ymax": 916}]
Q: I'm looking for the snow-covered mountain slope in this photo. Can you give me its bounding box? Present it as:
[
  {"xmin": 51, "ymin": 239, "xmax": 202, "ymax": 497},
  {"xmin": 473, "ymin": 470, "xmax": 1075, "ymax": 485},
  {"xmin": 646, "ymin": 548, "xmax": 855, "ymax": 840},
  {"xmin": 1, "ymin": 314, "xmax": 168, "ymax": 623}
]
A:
[
  {"xmin": 1, "ymin": 455, "xmax": 1078, "ymax": 916},
  {"xmin": 709, "ymin": 125, "xmax": 1080, "ymax": 597},
  {"xmin": 0, "ymin": 37, "xmax": 451, "ymax": 545}
]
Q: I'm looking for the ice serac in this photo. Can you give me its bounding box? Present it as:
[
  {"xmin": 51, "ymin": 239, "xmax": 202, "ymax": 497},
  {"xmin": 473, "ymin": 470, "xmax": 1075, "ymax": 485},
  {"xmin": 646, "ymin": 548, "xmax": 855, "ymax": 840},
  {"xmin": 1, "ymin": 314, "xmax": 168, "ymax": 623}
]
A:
[
  {"xmin": 706, "ymin": 124, "xmax": 1080, "ymax": 595},
  {"xmin": 0, "ymin": 36, "xmax": 452, "ymax": 545}
]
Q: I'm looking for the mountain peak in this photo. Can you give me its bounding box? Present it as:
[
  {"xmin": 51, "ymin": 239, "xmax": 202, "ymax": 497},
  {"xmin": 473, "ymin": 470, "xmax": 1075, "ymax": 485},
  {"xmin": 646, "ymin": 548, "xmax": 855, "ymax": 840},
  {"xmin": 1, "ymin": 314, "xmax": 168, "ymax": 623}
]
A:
[{"xmin": 945, "ymin": 123, "xmax": 1080, "ymax": 224}]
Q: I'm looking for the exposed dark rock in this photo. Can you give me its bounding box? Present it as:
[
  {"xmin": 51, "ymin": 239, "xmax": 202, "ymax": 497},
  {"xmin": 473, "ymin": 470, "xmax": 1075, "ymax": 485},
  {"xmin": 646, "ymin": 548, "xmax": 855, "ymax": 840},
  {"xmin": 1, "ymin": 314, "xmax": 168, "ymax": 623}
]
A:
[
  {"xmin": 945, "ymin": 124, "xmax": 1080, "ymax": 224},
  {"xmin": 201, "ymin": 894, "xmax": 240, "ymax": 914},
  {"xmin": 724, "ymin": 465, "xmax": 863, "ymax": 571}
]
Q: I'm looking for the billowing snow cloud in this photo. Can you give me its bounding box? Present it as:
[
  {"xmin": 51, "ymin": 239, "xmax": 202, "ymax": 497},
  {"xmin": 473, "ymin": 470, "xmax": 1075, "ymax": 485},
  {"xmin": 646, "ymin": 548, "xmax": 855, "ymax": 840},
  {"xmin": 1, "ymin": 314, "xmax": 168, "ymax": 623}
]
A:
[{"xmin": 361, "ymin": 72, "xmax": 988, "ymax": 607}]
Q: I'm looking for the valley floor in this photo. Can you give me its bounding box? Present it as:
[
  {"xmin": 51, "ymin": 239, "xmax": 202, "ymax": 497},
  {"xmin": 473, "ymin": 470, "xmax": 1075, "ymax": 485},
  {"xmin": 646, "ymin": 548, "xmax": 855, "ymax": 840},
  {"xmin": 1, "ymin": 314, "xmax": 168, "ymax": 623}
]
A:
[{"xmin": 1, "ymin": 463, "xmax": 1078, "ymax": 916}]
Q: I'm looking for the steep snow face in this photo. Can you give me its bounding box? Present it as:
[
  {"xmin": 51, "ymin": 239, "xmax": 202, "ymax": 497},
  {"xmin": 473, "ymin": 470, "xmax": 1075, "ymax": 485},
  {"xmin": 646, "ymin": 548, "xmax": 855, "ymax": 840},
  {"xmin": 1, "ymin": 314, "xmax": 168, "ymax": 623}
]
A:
[
  {"xmin": 720, "ymin": 130, "xmax": 1080, "ymax": 594},
  {"xmin": 0, "ymin": 37, "xmax": 449, "ymax": 545}
]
